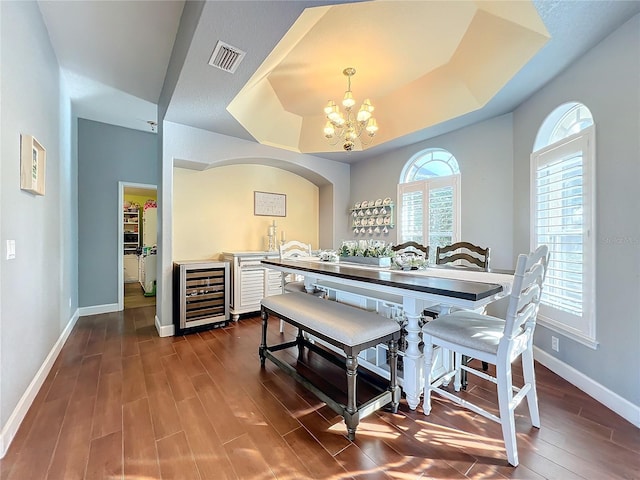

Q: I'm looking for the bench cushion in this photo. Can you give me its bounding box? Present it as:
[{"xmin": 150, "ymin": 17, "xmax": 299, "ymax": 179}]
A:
[{"xmin": 262, "ymin": 293, "xmax": 400, "ymax": 347}]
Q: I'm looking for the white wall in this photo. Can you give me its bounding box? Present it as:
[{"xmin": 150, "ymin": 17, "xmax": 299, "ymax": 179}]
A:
[
  {"xmin": 513, "ymin": 13, "xmax": 640, "ymax": 410},
  {"xmin": 0, "ymin": 1, "xmax": 74, "ymax": 454},
  {"xmin": 351, "ymin": 114, "xmax": 514, "ymax": 269}
]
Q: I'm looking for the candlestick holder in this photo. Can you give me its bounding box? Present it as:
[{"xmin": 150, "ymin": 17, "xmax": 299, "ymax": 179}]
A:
[
  {"xmin": 267, "ymin": 233, "xmax": 277, "ymax": 252},
  {"xmin": 267, "ymin": 221, "xmax": 278, "ymax": 252}
]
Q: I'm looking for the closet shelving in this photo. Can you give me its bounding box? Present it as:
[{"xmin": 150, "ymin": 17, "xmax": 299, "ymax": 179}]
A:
[{"xmin": 123, "ymin": 210, "xmax": 140, "ymax": 254}]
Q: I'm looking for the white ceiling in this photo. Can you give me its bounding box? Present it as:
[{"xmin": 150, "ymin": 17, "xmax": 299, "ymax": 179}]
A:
[{"xmin": 38, "ymin": 0, "xmax": 640, "ymax": 163}]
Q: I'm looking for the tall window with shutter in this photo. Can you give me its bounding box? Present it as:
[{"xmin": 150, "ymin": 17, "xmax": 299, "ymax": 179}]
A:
[
  {"xmin": 531, "ymin": 103, "xmax": 596, "ymax": 347},
  {"xmin": 398, "ymin": 149, "xmax": 460, "ymax": 263}
]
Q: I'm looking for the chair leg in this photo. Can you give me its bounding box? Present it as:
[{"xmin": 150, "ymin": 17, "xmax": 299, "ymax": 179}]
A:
[
  {"xmin": 496, "ymin": 362, "xmax": 519, "ymax": 467},
  {"xmin": 441, "ymin": 345, "xmax": 453, "ymax": 387},
  {"xmin": 453, "ymin": 352, "xmax": 463, "ymax": 391},
  {"xmin": 522, "ymin": 347, "xmax": 540, "ymax": 428},
  {"xmin": 422, "ymin": 338, "xmax": 434, "ymax": 415},
  {"xmin": 279, "ymin": 319, "xmax": 285, "ymax": 333}
]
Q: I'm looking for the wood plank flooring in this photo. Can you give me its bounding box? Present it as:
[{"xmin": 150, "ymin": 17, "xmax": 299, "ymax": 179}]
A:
[
  {"xmin": 124, "ymin": 281, "xmax": 155, "ymax": 309},
  {"xmin": 1, "ymin": 306, "xmax": 638, "ymax": 479}
]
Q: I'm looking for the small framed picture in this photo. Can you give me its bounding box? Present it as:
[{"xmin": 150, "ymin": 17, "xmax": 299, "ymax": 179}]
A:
[
  {"xmin": 254, "ymin": 191, "xmax": 286, "ymax": 217},
  {"xmin": 20, "ymin": 134, "xmax": 46, "ymax": 195}
]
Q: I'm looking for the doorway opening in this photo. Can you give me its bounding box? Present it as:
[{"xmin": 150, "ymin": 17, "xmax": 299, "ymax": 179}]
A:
[{"xmin": 118, "ymin": 182, "xmax": 157, "ymax": 310}]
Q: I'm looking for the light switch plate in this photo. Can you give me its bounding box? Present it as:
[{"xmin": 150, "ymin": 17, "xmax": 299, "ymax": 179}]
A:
[{"xmin": 6, "ymin": 240, "xmax": 16, "ymax": 260}]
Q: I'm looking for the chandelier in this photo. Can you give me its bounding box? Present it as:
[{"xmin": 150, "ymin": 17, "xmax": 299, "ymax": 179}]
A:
[{"xmin": 323, "ymin": 67, "xmax": 378, "ymax": 151}]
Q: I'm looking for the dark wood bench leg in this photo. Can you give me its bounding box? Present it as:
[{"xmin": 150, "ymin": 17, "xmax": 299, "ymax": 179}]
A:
[
  {"xmin": 345, "ymin": 354, "xmax": 358, "ymax": 441},
  {"xmin": 296, "ymin": 328, "xmax": 305, "ymax": 358},
  {"xmin": 259, "ymin": 308, "xmax": 268, "ymax": 367},
  {"xmin": 388, "ymin": 339, "xmax": 400, "ymax": 413}
]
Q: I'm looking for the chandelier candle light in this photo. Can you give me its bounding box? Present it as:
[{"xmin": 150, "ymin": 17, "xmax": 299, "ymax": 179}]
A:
[{"xmin": 323, "ymin": 67, "xmax": 378, "ymax": 151}]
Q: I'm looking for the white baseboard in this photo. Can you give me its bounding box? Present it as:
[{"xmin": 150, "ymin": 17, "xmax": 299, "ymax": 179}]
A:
[
  {"xmin": 77, "ymin": 303, "xmax": 119, "ymax": 316},
  {"xmin": 534, "ymin": 346, "xmax": 640, "ymax": 428},
  {"xmin": 0, "ymin": 308, "xmax": 80, "ymax": 458},
  {"xmin": 155, "ymin": 315, "xmax": 174, "ymax": 337}
]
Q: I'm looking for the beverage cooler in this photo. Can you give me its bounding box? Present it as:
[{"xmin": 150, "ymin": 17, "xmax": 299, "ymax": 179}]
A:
[{"xmin": 173, "ymin": 260, "xmax": 230, "ymax": 335}]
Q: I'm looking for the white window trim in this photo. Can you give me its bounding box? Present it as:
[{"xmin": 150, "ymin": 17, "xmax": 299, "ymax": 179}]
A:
[{"xmin": 530, "ymin": 126, "xmax": 597, "ymax": 349}]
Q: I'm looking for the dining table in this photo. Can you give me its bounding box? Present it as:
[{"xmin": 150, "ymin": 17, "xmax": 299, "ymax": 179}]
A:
[{"xmin": 261, "ymin": 257, "xmax": 514, "ymax": 410}]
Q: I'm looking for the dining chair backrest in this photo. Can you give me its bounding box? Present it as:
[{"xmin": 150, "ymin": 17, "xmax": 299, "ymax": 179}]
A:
[
  {"xmin": 279, "ymin": 240, "xmax": 312, "ymax": 259},
  {"xmin": 500, "ymin": 245, "xmax": 549, "ymax": 357},
  {"xmin": 435, "ymin": 241, "xmax": 491, "ymax": 271},
  {"xmin": 391, "ymin": 241, "xmax": 430, "ymax": 258},
  {"xmin": 277, "ymin": 240, "xmax": 314, "ymax": 333}
]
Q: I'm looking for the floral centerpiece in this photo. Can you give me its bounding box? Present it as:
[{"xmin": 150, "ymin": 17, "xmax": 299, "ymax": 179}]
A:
[
  {"xmin": 339, "ymin": 240, "xmax": 394, "ymax": 267},
  {"xmin": 392, "ymin": 253, "xmax": 427, "ymax": 270},
  {"xmin": 318, "ymin": 250, "xmax": 339, "ymax": 262}
]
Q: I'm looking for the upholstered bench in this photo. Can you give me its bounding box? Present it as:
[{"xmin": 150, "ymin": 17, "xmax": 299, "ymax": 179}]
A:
[{"xmin": 259, "ymin": 292, "xmax": 401, "ymax": 440}]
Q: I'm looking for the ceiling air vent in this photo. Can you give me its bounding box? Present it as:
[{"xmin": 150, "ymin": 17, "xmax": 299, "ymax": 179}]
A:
[{"xmin": 208, "ymin": 41, "xmax": 246, "ymax": 74}]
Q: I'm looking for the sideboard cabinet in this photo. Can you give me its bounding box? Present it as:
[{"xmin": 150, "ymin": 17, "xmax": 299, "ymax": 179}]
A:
[{"xmin": 222, "ymin": 251, "xmax": 283, "ymax": 321}]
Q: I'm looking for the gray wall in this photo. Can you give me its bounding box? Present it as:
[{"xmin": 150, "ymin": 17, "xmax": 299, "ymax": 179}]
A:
[
  {"xmin": 77, "ymin": 119, "xmax": 158, "ymax": 307},
  {"xmin": 351, "ymin": 114, "xmax": 514, "ymax": 269},
  {"xmin": 514, "ymin": 14, "xmax": 640, "ymax": 406},
  {"xmin": 0, "ymin": 1, "xmax": 74, "ymax": 430}
]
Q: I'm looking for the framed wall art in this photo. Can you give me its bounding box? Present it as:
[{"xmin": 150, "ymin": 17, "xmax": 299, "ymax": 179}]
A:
[
  {"xmin": 254, "ymin": 191, "xmax": 286, "ymax": 217},
  {"xmin": 20, "ymin": 134, "xmax": 46, "ymax": 195}
]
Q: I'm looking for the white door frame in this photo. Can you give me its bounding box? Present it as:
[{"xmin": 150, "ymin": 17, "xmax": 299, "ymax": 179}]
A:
[{"xmin": 118, "ymin": 181, "xmax": 157, "ymax": 311}]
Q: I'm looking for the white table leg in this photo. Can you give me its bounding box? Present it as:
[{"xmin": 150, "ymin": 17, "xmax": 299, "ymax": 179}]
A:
[
  {"xmin": 304, "ymin": 275, "xmax": 318, "ymax": 294},
  {"xmin": 402, "ymin": 297, "xmax": 425, "ymax": 410}
]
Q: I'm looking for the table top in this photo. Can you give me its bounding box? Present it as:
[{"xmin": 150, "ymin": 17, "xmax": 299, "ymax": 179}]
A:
[{"xmin": 262, "ymin": 258, "xmax": 506, "ymax": 303}]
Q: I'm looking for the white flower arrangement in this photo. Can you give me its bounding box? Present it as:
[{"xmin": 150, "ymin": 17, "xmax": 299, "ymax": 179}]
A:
[{"xmin": 339, "ymin": 240, "xmax": 394, "ymax": 258}]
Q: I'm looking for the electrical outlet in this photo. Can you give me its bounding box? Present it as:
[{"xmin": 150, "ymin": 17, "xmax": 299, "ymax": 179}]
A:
[{"xmin": 552, "ymin": 336, "xmax": 559, "ymax": 352}]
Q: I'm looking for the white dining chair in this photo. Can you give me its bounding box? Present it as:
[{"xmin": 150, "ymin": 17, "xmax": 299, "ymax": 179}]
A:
[
  {"xmin": 422, "ymin": 245, "xmax": 549, "ymax": 466},
  {"xmin": 279, "ymin": 240, "xmax": 312, "ymax": 292},
  {"xmin": 278, "ymin": 240, "xmax": 321, "ymax": 332}
]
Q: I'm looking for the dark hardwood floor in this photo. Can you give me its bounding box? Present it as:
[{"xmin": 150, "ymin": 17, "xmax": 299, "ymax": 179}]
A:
[{"xmin": 0, "ymin": 306, "xmax": 638, "ymax": 479}]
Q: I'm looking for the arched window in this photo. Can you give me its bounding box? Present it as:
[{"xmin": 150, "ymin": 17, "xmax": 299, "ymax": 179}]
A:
[
  {"xmin": 534, "ymin": 102, "xmax": 593, "ymax": 150},
  {"xmin": 531, "ymin": 102, "xmax": 596, "ymax": 348},
  {"xmin": 398, "ymin": 148, "xmax": 461, "ymax": 261},
  {"xmin": 400, "ymin": 148, "xmax": 460, "ymax": 182}
]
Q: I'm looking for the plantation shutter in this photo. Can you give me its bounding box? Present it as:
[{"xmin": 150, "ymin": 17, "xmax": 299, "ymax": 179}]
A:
[
  {"xmin": 428, "ymin": 185, "xmax": 454, "ymax": 249},
  {"xmin": 531, "ymin": 127, "xmax": 595, "ymax": 344},
  {"xmin": 399, "ymin": 182, "xmax": 424, "ymax": 244},
  {"xmin": 398, "ymin": 177, "xmax": 460, "ymax": 263}
]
